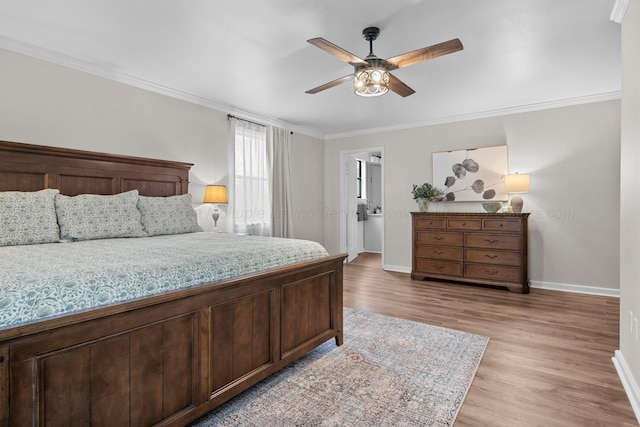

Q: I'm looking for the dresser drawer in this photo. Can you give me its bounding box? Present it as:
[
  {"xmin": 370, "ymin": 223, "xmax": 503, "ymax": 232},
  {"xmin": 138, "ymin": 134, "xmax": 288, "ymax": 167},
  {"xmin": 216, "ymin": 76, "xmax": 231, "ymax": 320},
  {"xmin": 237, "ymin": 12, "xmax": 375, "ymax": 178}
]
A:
[
  {"xmin": 416, "ymin": 245, "xmax": 463, "ymax": 261},
  {"xmin": 410, "ymin": 212, "xmax": 529, "ymax": 293},
  {"xmin": 447, "ymin": 218, "xmax": 481, "ymax": 230},
  {"xmin": 482, "ymin": 218, "xmax": 523, "ymax": 232},
  {"xmin": 416, "ymin": 231, "xmax": 463, "ymax": 246},
  {"xmin": 415, "ymin": 217, "xmax": 446, "ymax": 229},
  {"xmin": 465, "ymin": 263, "xmax": 521, "ymax": 282},
  {"xmin": 465, "ymin": 233, "xmax": 521, "ymax": 250},
  {"xmin": 416, "ymin": 259, "xmax": 463, "ymax": 276},
  {"xmin": 465, "ymin": 249, "xmax": 521, "ymax": 266}
]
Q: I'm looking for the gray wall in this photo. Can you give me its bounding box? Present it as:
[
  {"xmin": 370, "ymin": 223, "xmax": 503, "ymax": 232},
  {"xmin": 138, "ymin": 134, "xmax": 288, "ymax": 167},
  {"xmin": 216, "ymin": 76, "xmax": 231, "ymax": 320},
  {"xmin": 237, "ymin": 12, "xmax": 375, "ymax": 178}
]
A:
[
  {"xmin": 0, "ymin": 47, "xmax": 325, "ymax": 243},
  {"xmin": 324, "ymin": 100, "xmax": 621, "ymax": 294},
  {"xmin": 289, "ymin": 132, "xmax": 325, "ymax": 243},
  {"xmin": 619, "ymin": 0, "xmax": 640, "ymax": 417}
]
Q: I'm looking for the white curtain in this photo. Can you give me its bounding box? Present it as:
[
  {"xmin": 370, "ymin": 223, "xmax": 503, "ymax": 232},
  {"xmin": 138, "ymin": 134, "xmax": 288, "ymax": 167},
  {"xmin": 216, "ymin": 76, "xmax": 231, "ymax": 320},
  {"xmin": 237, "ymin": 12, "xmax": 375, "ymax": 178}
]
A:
[
  {"xmin": 230, "ymin": 118, "xmax": 271, "ymax": 236},
  {"xmin": 267, "ymin": 126, "xmax": 294, "ymax": 238}
]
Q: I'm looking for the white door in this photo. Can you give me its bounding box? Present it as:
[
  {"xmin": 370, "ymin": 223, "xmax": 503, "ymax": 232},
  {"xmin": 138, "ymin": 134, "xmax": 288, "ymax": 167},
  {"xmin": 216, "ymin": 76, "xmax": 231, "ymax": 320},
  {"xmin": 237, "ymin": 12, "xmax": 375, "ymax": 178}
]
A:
[{"xmin": 345, "ymin": 155, "xmax": 358, "ymax": 262}]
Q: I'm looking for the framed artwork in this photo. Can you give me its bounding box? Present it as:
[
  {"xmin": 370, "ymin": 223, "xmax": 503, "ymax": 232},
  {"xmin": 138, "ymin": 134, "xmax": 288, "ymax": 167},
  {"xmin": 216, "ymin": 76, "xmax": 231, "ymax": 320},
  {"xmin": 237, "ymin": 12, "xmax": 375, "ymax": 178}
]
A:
[{"xmin": 432, "ymin": 145, "xmax": 508, "ymax": 202}]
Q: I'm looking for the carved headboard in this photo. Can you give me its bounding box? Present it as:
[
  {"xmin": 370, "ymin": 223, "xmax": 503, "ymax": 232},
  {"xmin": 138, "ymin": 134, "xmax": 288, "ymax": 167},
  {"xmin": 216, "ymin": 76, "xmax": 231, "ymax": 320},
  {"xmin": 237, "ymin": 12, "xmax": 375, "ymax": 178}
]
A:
[{"xmin": 0, "ymin": 140, "xmax": 192, "ymax": 196}]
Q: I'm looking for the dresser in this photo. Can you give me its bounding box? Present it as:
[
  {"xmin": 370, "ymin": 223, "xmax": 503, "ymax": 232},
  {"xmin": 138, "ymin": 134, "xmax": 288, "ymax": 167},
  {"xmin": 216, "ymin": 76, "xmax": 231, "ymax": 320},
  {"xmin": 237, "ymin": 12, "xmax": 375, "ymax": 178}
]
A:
[{"xmin": 411, "ymin": 212, "xmax": 530, "ymax": 293}]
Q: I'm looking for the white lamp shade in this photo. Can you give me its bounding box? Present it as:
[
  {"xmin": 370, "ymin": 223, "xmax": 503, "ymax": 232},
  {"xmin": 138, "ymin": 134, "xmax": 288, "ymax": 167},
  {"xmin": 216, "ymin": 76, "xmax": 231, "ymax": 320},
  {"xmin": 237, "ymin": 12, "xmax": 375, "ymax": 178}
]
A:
[
  {"xmin": 504, "ymin": 173, "xmax": 530, "ymax": 193},
  {"xmin": 203, "ymin": 185, "xmax": 228, "ymax": 204}
]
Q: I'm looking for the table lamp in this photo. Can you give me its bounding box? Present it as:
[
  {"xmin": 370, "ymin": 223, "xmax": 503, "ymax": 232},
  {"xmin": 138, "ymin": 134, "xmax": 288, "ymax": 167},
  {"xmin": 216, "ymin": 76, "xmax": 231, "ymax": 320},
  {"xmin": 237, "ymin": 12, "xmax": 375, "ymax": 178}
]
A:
[
  {"xmin": 203, "ymin": 185, "xmax": 228, "ymax": 231},
  {"xmin": 504, "ymin": 173, "xmax": 530, "ymax": 213}
]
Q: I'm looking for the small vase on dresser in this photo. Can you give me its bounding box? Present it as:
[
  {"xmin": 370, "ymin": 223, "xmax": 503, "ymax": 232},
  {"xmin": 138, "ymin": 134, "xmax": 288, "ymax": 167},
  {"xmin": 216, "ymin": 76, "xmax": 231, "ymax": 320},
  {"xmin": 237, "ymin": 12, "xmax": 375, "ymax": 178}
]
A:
[
  {"xmin": 411, "ymin": 212, "xmax": 530, "ymax": 293},
  {"xmin": 416, "ymin": 198, "xmax": 430, "ymax": 212}
]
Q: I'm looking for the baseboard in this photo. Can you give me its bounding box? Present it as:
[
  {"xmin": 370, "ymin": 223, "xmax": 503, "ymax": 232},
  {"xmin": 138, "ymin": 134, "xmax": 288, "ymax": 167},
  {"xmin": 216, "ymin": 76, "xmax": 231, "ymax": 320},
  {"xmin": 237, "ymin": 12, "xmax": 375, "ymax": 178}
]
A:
[
  {"xmin": 376, "ymin": 275, "xmax": 620, "ymax": 296},
  {"xmin": 383, "ymin": 264, "xmax": 411, "ymax": 274},
  {"xmin": 530, "ymin": 280, "xmax": 620, "ymax": 297},
  {"xmin": 612, "ymin": 350, "xmax": 640, "ymax": 424}
]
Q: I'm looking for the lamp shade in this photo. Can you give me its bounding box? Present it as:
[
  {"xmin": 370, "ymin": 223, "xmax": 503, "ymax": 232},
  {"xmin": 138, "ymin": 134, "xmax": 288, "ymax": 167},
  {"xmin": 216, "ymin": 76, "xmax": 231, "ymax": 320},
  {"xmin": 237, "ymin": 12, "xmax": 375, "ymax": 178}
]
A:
[
  {"xmin": 353, "ymin": 66, "xmax": 389, "ymax": 97},
  {"xmin": 504, "ymin": 173, "xmax": 530, "ymax": 194},
  {"xmin": 203, "ymin": 185, "xmax": 228, "ymax": 204}
]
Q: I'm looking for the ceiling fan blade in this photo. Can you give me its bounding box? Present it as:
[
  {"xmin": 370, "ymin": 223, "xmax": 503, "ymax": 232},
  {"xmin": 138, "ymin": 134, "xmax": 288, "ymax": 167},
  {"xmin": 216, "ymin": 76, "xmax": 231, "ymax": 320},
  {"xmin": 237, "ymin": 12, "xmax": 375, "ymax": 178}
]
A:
[
  {"xmin": 306, "ymin": 74, "xmax": 353, "ymax": 94},
  {"xmin": 385, "ymin": 38, "xmax": 463, "ymax": 70},
  {"xmin": 307, "ymin": 38, "xmax": 367, "ymax": 66},
  {"xmin": 388, "ymin": 74, "xmax": 416, "ymax": 97}
]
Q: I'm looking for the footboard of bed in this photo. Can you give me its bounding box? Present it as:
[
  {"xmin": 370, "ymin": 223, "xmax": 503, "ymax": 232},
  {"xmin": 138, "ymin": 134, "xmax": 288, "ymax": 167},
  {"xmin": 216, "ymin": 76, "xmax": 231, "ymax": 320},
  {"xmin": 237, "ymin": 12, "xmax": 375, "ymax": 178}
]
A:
[{"xmin": 0, "ymin": 254, "xmax": 345, "ymax": 427}]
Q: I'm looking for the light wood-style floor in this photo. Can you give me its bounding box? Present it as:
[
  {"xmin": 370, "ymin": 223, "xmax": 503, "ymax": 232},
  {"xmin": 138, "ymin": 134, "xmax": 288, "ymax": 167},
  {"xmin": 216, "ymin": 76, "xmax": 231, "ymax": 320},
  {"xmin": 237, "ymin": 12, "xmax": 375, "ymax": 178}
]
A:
[{"xmin": 344, "ymin": 253, "xmax": 639, "ymax": 427}]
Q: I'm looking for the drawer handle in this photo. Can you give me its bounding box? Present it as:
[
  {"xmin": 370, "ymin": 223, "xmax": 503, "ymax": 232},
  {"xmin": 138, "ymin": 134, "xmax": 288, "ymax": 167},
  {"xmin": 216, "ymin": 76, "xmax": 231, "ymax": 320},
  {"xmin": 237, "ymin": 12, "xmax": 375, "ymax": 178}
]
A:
[
  {"xmin": 499, "ymin": 223, "xmax": 504, "ymax": 227},
  {"xmin": 434, "ymin": 250, "xmax": 445, "ymax": 255},
  {"xmin": 433, "ymin": 236, "xmax": 445, "ymax": 241},
  {"xmin": 462, "ymin": 222, "xmax": 466, "ymax": 226},
  {"xmin": 485, "ymin": 239, "xmax": 498, "ymax": 244},
  {"xmin": 484, "ymin": 254, "xmax": 499, "ymax": 259},
  {"xmin": 433, "ymin": 264, "xmax": 445, "ymax": 270},
  {"xmin": 485, "ymin": 269, "xmax": 499, "ymax": 275}
]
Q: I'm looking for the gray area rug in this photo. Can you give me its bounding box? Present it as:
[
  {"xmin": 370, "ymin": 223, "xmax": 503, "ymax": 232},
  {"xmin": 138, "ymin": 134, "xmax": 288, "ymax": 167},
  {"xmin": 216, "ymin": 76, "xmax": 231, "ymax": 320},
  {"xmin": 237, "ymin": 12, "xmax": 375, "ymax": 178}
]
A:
[{"xmin": 189, "ymin": 308, "xmax": 489, "ymax": 427}]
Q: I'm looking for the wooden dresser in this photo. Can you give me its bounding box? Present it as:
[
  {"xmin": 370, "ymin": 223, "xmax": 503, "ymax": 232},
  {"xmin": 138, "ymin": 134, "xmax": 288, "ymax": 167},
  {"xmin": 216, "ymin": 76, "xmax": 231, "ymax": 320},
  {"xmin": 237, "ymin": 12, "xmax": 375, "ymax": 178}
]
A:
[{"xmin": 411, "ymin": 212, "xmax": 530, "ymax": 293}]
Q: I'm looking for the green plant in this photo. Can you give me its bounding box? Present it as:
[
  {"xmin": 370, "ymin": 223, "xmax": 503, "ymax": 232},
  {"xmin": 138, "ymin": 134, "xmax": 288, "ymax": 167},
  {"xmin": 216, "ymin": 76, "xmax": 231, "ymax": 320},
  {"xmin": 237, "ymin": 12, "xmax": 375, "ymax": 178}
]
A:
[{"xmin": 412, "ymin": 183, "xmax": 442, "ymax": 201}]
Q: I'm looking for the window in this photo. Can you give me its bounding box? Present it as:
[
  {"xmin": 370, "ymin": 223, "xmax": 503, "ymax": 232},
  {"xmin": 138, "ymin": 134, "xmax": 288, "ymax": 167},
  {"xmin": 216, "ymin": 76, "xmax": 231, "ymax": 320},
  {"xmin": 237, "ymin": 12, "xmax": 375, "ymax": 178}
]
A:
[
  {"xmin": 356, "ymin": 159, "xmax": 366, "ymax": 199},
  {"xmin": 233, "ymin": 120, "xmax": 270, "ymax": 236}
]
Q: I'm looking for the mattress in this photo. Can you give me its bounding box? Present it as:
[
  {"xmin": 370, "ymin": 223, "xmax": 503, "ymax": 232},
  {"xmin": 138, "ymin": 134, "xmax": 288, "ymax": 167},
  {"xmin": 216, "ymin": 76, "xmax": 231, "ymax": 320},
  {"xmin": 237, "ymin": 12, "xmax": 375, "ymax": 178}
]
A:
[{"xmin": 0, "ymin": 232, "xmax": 329, "ymax": 329}]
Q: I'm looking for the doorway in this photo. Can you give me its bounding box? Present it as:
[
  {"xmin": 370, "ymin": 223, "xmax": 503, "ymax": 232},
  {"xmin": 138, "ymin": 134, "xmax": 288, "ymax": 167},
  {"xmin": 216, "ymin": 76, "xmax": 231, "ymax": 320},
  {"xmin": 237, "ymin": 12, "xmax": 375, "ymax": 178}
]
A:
[{"xmin": 339, "ymin": 147, "xmax": 384, "ymax": 267}]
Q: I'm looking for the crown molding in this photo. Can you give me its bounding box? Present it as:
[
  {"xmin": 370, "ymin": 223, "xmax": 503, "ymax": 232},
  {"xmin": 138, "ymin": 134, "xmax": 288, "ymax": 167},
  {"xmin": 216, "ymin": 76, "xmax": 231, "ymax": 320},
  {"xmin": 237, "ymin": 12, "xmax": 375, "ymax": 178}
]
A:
[
  {"xmin": 0, "ymin": 35, "xmax": 324, "ymax": 140},
  {"xmin": 610, "ymin": 0, "xmax": 630, "ymax": 23},
  {"xmin": 0, "ymin": 35, "xmax": 620, "ymax": 142},
  {"xmin": 324, "ymin": 91, "xmax": 622, "ymax": 140}
]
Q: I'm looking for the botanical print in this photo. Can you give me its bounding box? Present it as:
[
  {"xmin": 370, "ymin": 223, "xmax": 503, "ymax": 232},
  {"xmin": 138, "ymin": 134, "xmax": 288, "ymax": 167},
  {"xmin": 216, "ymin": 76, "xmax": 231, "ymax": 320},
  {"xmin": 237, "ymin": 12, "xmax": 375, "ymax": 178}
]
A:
[{"xmin": 432, "ymin": 145, "xmax": 508, "ymax": 202}]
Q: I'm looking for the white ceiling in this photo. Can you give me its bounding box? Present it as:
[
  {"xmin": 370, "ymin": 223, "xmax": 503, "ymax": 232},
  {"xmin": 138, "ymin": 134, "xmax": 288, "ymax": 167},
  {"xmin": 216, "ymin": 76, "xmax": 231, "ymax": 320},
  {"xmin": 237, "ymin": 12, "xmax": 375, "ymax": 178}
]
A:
[{"xmin": 0, "ymin": 0, "xmax": 622, "ymax": 139}]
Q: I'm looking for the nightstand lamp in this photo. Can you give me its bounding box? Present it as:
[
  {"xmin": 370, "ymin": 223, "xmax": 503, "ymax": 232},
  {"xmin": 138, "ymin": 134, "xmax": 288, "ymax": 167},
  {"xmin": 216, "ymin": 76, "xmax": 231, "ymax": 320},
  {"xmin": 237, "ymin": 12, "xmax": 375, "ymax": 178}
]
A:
[
  {"xmin": 504, "ymin": 173, "xmax": 530, "ymax": 213},
  {"xmin": 203, "ymin": 185, "xmax": 228, "ymax": 232}
]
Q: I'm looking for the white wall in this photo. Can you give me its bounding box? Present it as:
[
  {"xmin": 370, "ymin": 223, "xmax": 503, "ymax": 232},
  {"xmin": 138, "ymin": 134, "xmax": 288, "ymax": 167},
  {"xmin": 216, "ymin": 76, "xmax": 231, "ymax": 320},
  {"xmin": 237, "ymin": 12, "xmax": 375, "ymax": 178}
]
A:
[
  {"xmin": 617, "ymin": 0, "xmax": 640, "ymax": 420},
  {"xmin": 0, "ymin": 47, "xmax": 325, "ymax": 243},
  {"xmin": 324, "ymin": 100, "xmax": 621, "ymax": 292}
]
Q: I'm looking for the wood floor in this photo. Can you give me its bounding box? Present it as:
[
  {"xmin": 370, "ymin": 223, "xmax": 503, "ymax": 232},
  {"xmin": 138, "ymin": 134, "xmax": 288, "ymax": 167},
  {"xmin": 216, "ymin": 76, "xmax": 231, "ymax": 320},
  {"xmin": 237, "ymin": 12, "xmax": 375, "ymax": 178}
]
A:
[{"xmin": 344, "ymin": 252, "xmax": 639, "ymax": 427}]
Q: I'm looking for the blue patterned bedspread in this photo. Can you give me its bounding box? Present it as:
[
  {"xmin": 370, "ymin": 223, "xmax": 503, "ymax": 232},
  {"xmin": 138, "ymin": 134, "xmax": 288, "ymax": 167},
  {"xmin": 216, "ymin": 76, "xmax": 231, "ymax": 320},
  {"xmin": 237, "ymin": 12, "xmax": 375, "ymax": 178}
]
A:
[{"xmin": 0, "ymin": 233, "xmax": 329, "ymax": 329}]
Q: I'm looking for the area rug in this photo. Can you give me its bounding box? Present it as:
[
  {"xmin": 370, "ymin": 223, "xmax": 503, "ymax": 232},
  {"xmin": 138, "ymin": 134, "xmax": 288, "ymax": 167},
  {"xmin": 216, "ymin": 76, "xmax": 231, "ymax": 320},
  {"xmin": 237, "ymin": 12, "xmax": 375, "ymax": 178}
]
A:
[{"xmin": 189, "ymin": 308, "xmax": 489, "ymax": 427}]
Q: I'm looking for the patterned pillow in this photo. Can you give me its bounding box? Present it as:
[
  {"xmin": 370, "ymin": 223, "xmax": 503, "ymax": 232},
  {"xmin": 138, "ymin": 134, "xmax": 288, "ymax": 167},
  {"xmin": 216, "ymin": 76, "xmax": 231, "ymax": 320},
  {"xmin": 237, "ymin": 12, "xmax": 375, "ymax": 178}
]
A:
[
  {"xmin": 0, "ymin": 189, "xmax": 60, "ymax": 246},
  {"xmin": 55, "ymin": 190, "xmax": 147, "ymax": 241},
  {"xmin": 137, "ymin": 194, "xmax": 203, "ymax": 236}
]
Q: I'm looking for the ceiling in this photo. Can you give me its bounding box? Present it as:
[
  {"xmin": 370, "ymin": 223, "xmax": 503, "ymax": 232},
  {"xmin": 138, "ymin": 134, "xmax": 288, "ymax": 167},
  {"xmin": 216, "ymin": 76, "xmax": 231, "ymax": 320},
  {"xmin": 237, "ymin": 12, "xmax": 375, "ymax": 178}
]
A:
[{"xmin": 0, "ymin": 0, "xmax": 622, "ymax": 139}]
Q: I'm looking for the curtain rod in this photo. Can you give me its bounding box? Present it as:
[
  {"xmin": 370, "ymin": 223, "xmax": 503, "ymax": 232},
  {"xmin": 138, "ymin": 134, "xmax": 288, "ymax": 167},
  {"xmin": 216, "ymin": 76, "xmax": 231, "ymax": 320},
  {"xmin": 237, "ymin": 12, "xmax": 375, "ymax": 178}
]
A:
[
  {"xmin": 227, "ymin": 114, "xmax": 293, "ymax": 135},
  {"xmin": 227, "ymin": 114, "xmax": 263, "ymax": 127}
]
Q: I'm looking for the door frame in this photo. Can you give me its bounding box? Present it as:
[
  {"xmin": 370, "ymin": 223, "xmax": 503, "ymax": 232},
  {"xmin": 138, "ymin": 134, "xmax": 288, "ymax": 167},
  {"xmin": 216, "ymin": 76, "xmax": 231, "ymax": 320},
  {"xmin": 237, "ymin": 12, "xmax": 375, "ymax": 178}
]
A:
[{"xmin": 339, "ymin": 147, "xmax": 385, "ymax": 265}]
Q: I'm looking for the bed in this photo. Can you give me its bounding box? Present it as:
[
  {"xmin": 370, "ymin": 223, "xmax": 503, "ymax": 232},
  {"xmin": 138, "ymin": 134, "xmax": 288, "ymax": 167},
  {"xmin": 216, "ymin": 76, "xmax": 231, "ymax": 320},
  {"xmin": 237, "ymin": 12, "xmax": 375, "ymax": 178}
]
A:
[{"xmin": 0, "ymin": 140, "xmax": 346, "ymax": 427}]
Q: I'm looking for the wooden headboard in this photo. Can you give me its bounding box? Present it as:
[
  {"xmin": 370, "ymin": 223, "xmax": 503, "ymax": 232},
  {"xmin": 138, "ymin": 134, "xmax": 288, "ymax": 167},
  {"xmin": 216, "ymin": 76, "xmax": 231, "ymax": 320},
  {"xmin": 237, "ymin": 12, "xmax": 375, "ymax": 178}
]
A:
[{"xmin": 0, "ymin": 140, "xmax": 192, "ymax": 196}]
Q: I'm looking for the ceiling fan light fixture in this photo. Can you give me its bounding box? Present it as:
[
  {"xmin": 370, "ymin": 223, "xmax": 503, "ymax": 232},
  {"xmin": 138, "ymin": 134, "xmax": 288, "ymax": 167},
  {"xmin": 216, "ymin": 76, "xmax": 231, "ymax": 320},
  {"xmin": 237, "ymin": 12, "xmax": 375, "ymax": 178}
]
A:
[
  {"xmin": 354, "ymin": 67, "xmax": 389, "ymax": 97},
  {"xmin": 306, "ymin": 26, "xmax": 462, "ymax": 97}
]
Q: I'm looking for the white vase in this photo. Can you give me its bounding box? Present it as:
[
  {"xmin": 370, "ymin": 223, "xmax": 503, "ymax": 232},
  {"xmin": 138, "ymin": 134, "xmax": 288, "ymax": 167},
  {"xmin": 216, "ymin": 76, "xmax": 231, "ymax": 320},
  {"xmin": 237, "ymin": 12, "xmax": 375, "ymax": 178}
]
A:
[{"xmin": 417, "ymin": 198, "xmax": 430, "ymax": 212}]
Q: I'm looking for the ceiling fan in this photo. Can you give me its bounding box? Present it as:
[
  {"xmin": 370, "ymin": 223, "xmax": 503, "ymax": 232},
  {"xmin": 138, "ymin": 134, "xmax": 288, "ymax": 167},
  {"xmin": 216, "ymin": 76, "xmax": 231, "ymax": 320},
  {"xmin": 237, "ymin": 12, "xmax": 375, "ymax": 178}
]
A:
[{"xmin": 305, "ymin": 27, "xmax": 463, "ymax": 97}]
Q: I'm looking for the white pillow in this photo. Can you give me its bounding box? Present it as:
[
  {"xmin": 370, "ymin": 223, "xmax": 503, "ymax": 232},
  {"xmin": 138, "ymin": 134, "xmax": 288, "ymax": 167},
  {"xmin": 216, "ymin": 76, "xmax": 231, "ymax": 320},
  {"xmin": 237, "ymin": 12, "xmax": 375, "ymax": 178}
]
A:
[
  {"xmin": 137, "ymin": 193, "xmax": 203, "ymax": 236},
  {"xmin": 0, "ymin": 189, "xmax": 60, "ymax": 246},
  {"xmin": 55, "ymin": 190, "xmax": 147, "ymax": 241}
]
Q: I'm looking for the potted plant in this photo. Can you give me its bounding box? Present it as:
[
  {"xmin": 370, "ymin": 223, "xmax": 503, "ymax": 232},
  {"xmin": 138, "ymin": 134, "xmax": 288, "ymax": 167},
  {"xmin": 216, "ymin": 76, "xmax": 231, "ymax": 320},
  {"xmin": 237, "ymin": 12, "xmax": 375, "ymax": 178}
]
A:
[{"xmin": 412, "ymin": 183, "xmax": 441, "ymax": 212}]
